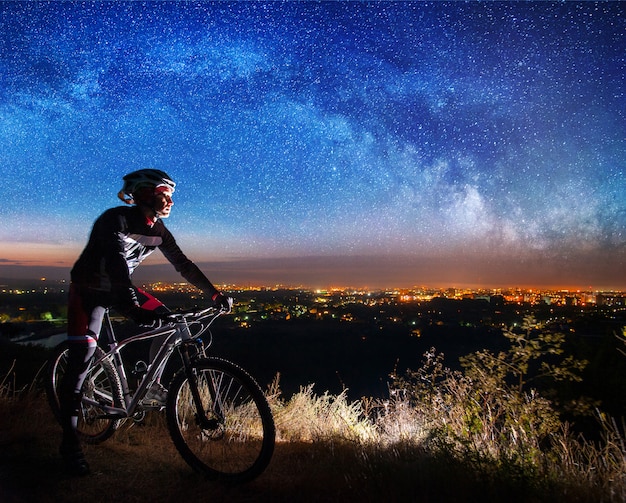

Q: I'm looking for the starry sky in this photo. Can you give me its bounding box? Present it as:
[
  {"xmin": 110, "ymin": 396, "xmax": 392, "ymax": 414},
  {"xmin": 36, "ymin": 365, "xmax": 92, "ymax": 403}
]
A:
[{"xmin": 1, "ymin": 1, "xmax": 624, "ymax": 290}]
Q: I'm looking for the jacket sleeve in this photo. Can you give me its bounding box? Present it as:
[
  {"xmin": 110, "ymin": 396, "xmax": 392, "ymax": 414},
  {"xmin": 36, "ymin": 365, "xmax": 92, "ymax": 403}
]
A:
[{"xmin": 158, "ymin": 227, "xmax": 220, "ymax": 298}]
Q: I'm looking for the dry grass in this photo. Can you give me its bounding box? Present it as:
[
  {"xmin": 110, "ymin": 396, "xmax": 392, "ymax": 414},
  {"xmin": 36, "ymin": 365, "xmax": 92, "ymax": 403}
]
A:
[
  {"xmin": 0, "ymin": 391, "xmax": 360, "ymax": 503},
  {"xmin": 1, "ymin": 364, "xmax": 626, "ymax": 502}
]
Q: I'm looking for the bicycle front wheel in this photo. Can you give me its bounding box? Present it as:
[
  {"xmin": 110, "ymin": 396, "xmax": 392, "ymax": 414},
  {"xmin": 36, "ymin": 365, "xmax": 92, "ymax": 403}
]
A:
[
  {"xmin": 46, "ymin": 341, "xmax": 124, "ymax": 444},
  {"xmin": 166, "ymin": 357, "xmax": 275, "ymax": 483}
]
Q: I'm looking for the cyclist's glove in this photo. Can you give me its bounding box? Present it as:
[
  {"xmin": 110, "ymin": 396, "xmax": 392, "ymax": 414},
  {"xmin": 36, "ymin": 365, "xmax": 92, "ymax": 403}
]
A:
[
  {"xmin": 212, "ymin": 292, "xmax": 233, "ymax": 313},
  {"xmin": 128, "ymin": 307, "xmax": 163, "ymax": 329}
]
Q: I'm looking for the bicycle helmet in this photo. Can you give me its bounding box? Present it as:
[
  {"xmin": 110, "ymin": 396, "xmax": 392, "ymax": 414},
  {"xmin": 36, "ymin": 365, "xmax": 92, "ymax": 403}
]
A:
[{"xmin": 118, "ymin": 169, "xmax": 176, "ymax": 204}]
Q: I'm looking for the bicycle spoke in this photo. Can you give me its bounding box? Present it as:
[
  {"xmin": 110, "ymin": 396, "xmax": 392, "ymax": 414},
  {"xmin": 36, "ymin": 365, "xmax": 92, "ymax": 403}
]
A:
[
  {"xmin": 167, "ymin": 359, "xmax": 274, "ymax": 482},
  {"xmin": 46, "ymin": 343, "xmax": 123, "ymax": 444}
]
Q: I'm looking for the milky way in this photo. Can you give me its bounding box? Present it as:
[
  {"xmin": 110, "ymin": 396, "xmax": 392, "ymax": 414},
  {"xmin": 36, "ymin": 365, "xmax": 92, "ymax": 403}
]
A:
[{"xmin": 1, "ymin": 2, "xmax": 624, "ymax": 288}]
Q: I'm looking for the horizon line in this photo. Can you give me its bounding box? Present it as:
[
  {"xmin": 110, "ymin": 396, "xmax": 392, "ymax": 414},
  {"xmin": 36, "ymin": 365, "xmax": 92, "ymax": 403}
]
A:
[
  {"xmin": 1, "ymin": 274, "xmax": 624, "ymax": 295},
  {"xmin": 1, "ymin": 255, "xmax": 624, "ymax": 292}
]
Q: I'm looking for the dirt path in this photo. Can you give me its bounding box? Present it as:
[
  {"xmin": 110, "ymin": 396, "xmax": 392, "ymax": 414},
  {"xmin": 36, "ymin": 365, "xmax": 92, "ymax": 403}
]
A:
[{"xmin": 0, "ymin": 396, "xmax": 382, "ymax": 503}]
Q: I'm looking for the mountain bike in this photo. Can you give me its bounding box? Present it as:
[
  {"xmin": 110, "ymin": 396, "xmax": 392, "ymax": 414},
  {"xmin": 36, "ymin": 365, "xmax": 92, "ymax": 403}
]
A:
[{"xmin": 45, "ymin": 304, "xmax": 275, "ymax": 483}]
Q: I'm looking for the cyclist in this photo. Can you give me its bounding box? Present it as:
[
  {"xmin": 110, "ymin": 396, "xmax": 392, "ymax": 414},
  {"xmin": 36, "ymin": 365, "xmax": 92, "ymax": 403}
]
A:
[{"xmin": 59, "ymin": 169, "xmax": 231, "ymax": 476}]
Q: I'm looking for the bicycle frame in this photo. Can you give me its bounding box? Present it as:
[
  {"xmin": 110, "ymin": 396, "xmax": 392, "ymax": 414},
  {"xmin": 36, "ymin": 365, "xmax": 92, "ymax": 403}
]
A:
[
  {"xmin": 83, "ymin": 307, "xmax": 219, "ymax": 419},
  {"xmin": 47, "ymin": 298, "xmax": 274, "ymax": 482}
]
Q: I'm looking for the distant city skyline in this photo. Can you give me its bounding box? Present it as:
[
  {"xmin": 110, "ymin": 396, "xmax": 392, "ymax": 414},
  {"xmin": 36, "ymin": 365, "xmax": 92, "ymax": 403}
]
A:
[
  {"xmin": 1, "ymin": 2, "xmax": 624, "ymax": 290},
  {"xmin": 0, "ymin": 252, "xmax": 622, "ymax": 291}
]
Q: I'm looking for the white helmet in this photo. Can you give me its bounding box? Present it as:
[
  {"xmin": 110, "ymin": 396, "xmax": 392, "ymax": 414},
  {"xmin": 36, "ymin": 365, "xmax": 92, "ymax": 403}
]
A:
[{"xmin": 118, "ymin": 169, "xmax": 176, "ymax": 204}]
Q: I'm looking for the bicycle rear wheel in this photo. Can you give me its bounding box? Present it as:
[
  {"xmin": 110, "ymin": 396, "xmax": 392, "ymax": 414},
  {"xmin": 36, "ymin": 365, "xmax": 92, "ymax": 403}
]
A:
[
  {"xmin": 46, "ymin": 341, "xmax": 124, "ymax": 444},
  {"xmin": 166, "ymin": 357, "xmax": 275, "ymax": 483}
]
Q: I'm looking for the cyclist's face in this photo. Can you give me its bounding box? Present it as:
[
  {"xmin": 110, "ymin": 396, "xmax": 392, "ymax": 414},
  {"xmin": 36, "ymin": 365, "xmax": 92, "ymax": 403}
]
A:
[{"xmin": 153, "ymin": 188, "xmax": 174, "ymax": 218}]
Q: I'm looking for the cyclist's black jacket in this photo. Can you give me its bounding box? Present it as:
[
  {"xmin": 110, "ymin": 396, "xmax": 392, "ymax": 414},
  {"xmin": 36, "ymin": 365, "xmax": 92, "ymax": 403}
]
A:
[{"xmin": 71, "ymin": 205, "xmax": 218, "ymax": 310}]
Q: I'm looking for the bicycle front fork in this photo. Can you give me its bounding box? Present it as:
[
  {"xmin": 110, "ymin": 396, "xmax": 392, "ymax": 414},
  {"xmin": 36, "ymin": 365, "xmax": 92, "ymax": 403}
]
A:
[{"xmin": 178, "ymin": 343, "xmax": 221, "ymax": 431}]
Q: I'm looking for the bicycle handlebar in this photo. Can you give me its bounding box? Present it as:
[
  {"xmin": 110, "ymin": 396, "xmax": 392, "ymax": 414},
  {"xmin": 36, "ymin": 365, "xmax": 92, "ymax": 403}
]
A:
[{"xmin": 161, "ymin": 301, "xmax": 232, "ymax": 323}]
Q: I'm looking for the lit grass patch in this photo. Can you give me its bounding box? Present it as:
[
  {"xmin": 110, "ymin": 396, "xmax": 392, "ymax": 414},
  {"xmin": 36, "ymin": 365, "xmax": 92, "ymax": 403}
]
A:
[{"xmin": 273, "ymin": 384, "xmax": 378, "ymax": 444}]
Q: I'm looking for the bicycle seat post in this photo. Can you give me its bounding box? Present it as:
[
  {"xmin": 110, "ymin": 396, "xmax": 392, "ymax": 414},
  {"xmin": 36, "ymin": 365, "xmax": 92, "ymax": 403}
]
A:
[{"xmin": 102, "ymin": 309, "xmax": 118, "ymax": 351}]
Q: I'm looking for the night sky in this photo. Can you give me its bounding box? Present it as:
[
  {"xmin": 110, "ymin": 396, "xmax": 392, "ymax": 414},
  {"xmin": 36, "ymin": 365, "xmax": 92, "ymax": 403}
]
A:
[{"xmin": 1, "ymin": 1, "xmax": 624, "ymax": 289}]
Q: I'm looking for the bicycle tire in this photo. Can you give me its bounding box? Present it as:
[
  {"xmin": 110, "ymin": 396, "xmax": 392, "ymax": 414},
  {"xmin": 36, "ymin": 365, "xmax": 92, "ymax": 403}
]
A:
[
  {"xmin": 166, "ymin": 357, "xmax": 275, "ymax": 483},
  {"xmin": 46, "ymin": 341, "xmax": 124, "ymax": 444}
]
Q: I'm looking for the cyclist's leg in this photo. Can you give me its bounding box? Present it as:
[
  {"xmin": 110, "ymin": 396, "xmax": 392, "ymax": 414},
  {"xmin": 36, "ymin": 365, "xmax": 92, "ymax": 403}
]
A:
[{"xmin": 58, "ymin": 284, "xmax": 107, "ymax": 475}]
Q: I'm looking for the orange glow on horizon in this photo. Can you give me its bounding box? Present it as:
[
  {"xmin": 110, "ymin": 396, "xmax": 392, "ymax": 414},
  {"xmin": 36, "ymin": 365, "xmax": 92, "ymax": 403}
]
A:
[
  {"xmin": 0, "ymin": 242, "xmax": 623, "ymax": 292},
  {"xmin": 0, "ymin": 242, "xmax": 78, "ymax": 268}
]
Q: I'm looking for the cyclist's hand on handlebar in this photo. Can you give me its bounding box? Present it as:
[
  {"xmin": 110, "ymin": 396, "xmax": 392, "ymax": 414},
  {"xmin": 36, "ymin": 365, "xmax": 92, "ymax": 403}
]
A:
[
  {"xmin": 212, "ymin": 292, "xmax": 233, "ymax": 313},
  {"xmin": 128, "ymin": 306, "xmax": 163, "ymax": 329}
]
